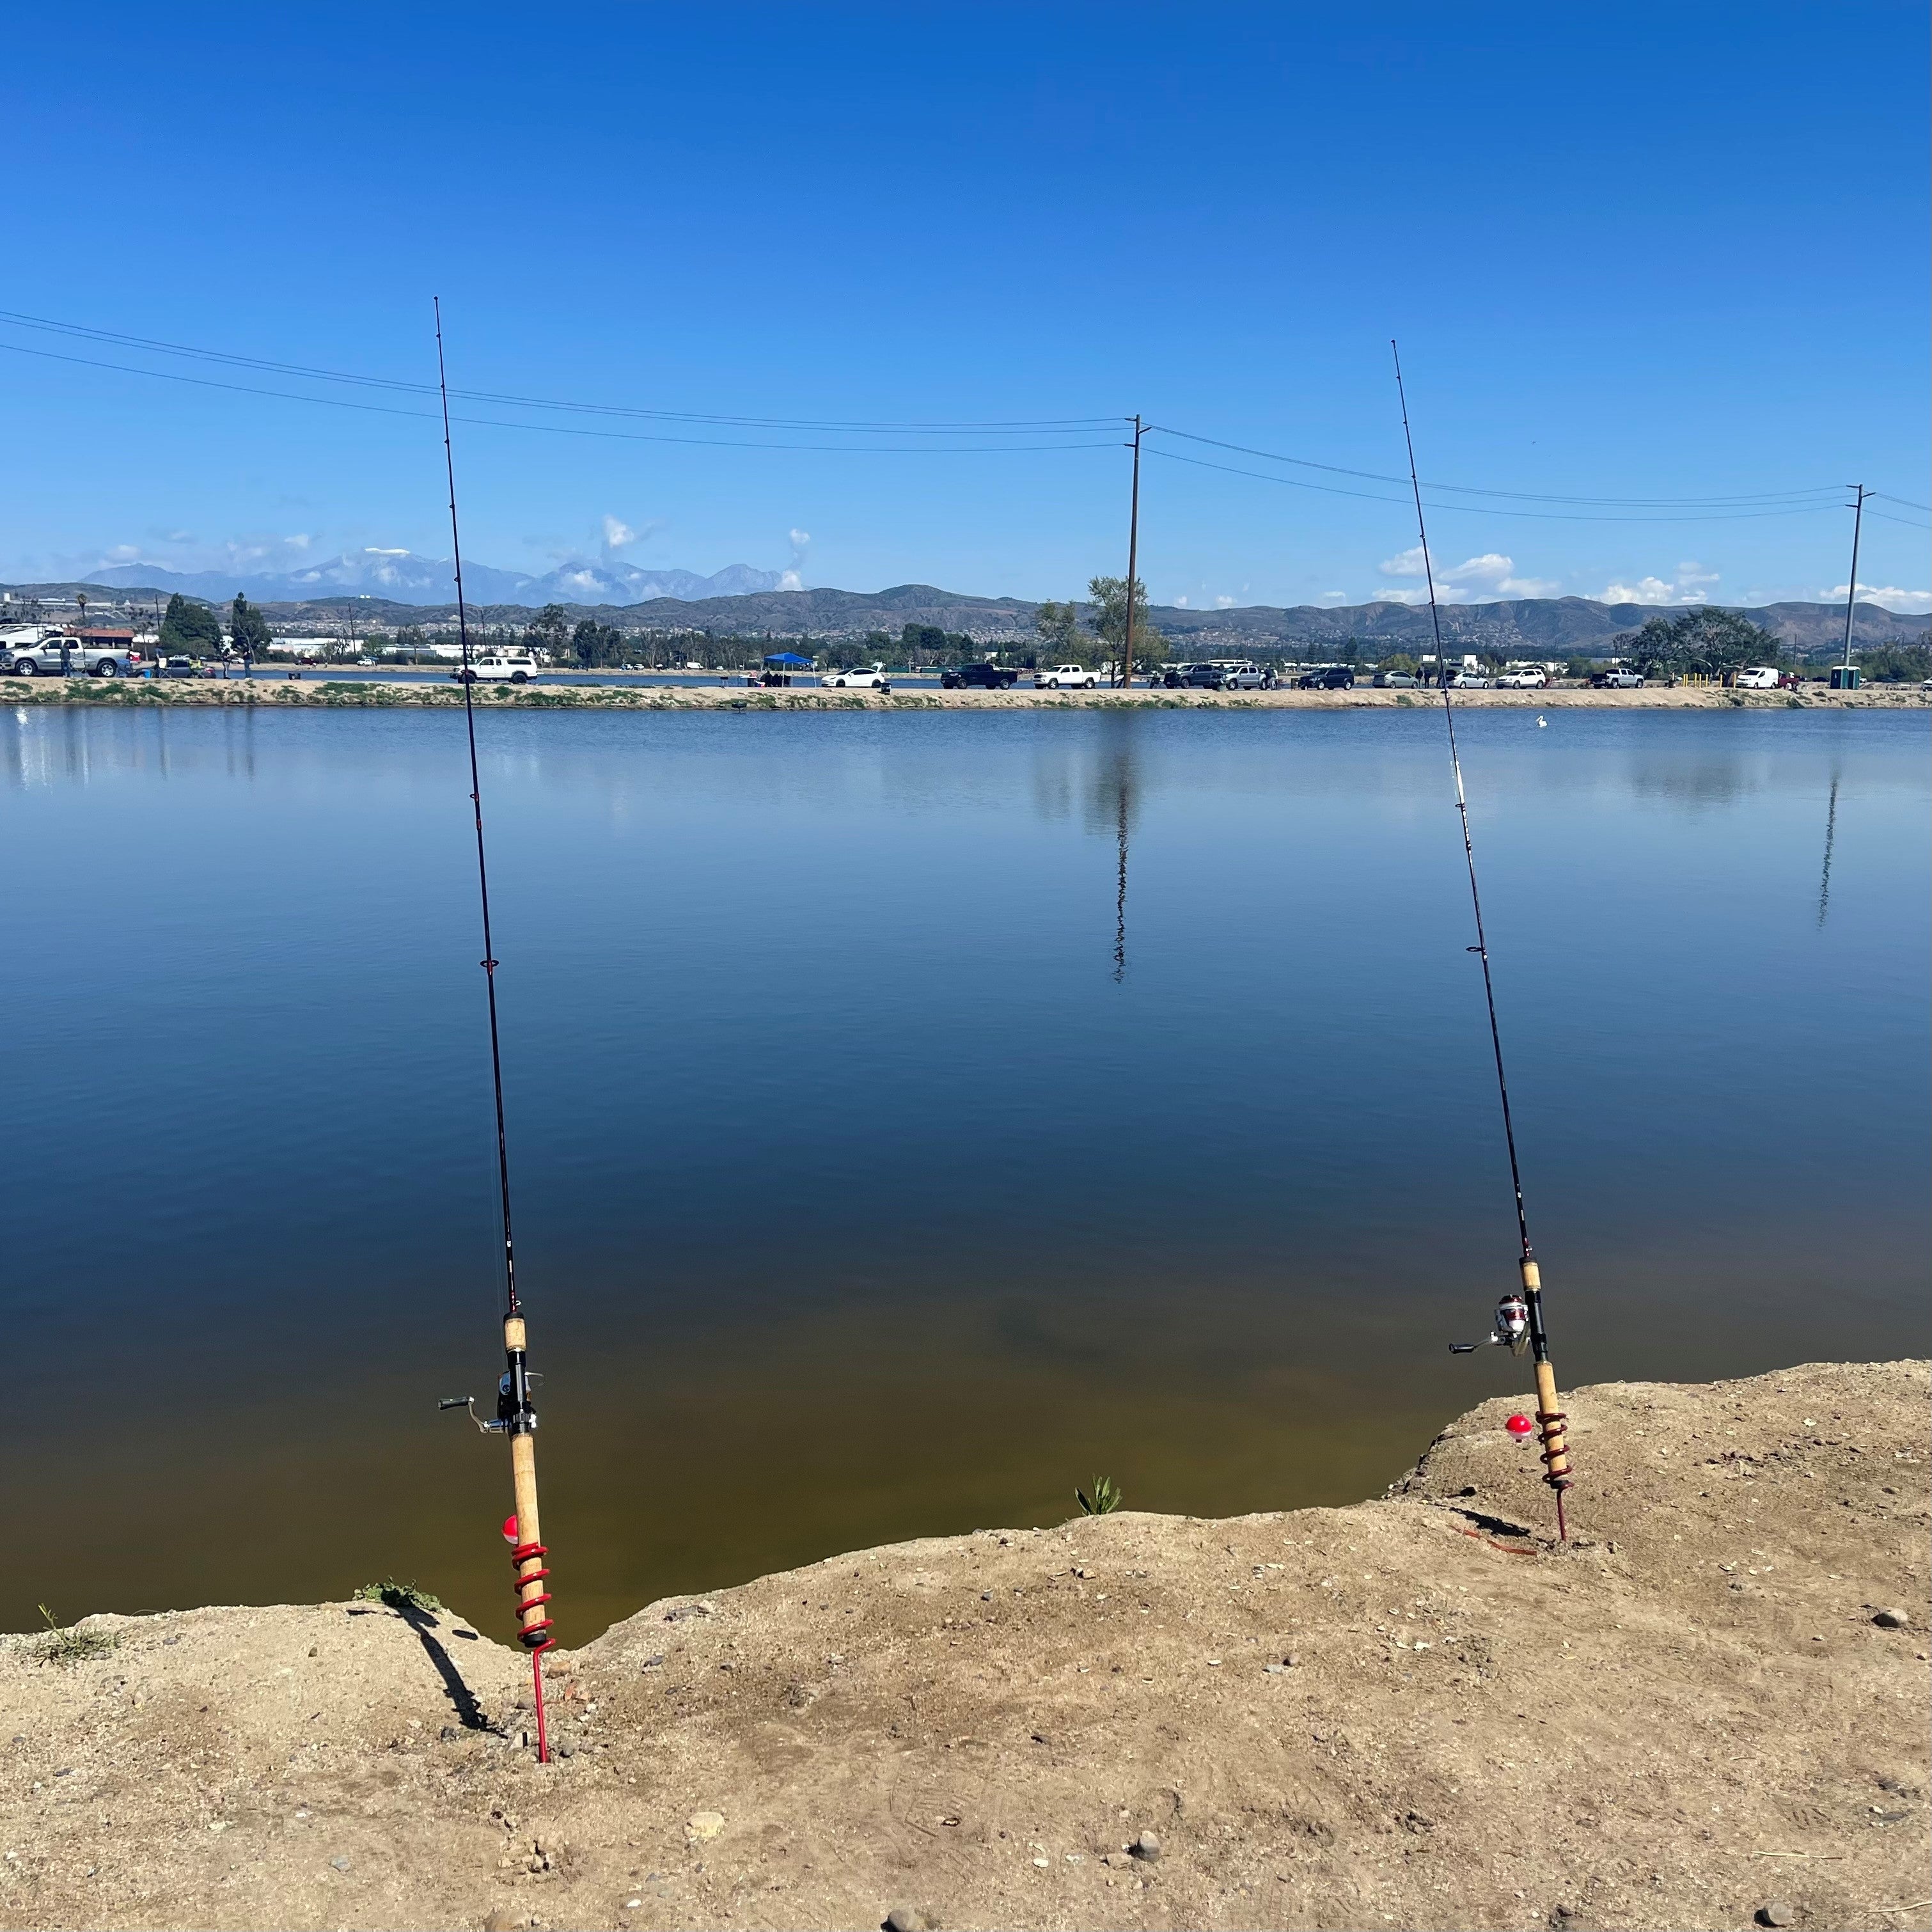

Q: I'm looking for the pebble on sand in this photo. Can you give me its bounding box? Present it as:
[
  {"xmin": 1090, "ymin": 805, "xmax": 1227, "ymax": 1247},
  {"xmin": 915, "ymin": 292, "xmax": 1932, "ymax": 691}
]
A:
[
  {"xmin": 1871, "ymin": 1607, "xmax": 1910, "ymax": 1629},
  {"xmin": 1129, "ymin": 1830, "xmax": 1162, "ymax": 1860},
  {"xmin": 1755, "ymin": 1905, "xmax": 1796, "ymax": 1929},
  {"xmin": 884, "ymin": 1909, "xmax": 933, "ymax": 1932},
  {"xmin": 685, "ymin": 1810, "xmax": 726, "ymax": 1842}
]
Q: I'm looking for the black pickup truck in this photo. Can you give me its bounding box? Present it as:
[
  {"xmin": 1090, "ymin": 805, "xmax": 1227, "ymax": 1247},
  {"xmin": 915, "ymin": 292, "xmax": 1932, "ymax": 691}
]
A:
[{"xmin": 941, "ymin": 663, "xmax": 1019, "ymax": 689}]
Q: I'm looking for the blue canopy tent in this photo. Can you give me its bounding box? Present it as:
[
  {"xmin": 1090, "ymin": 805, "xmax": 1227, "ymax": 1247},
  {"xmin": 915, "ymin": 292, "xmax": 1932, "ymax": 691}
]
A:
[{"xmin": 755, "ymin": 648, "xmax": 815, "ymax": 686}]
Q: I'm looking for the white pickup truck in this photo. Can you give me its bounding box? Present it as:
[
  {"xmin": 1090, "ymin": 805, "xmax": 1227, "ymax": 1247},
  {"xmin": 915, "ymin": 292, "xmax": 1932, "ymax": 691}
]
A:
[
  {"xmin": 452, "ymin": 652, "xmax": 540, "ymax": 684},
  {"xmin": 4, "ymin": 633, "xmax": 143, "ymax": 677},
  {"xmin": 1036, "ymin": 663, "xmax": 1100, "ymax": 689}
]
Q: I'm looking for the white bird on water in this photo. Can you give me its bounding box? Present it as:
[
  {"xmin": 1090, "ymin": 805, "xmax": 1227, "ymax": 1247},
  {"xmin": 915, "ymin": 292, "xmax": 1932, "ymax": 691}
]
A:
[{"xmin": 1537, "ymin": 714, "xmax": 1548, "ymax": 727}]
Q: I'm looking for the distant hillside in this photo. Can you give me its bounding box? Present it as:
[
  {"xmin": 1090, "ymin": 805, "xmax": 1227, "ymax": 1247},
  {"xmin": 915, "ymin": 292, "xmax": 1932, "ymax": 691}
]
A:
[{"xmin": 5, "ymin": 577, "xmax": 1924, "ymax": 654}]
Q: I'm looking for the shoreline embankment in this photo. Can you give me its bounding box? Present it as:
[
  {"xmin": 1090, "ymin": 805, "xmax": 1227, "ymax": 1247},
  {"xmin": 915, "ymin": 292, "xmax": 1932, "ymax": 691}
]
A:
[
  {"xmin": 4, "ymin": 673, "xmax": 1928, "ymax": 713},
  {"xmin": 3, "ymin": 1359, "xmax": 1925, "ymax": 1931}
]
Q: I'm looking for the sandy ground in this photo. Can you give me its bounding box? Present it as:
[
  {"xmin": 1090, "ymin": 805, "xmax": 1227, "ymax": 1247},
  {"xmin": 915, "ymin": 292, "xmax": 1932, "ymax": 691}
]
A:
[
  {"xmin": 4, "ymin": 1360, "xmax": 1926, "ymax": 1932},
  {"xmin": 3, "ymin": 673, "xmax": 1926, "ymax": 712}
]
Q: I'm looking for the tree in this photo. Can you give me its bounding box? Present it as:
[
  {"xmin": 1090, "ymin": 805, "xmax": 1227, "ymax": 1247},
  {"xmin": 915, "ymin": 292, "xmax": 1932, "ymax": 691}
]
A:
[
  {"xmin": 571, "ymin": 618, "xmax": 625, "ymax": 668},
  {"xmin": 524, "ymin": 604, "xmax": 572, "ymax": 661},
  {"xmin": 900, "ymin": 621, "xmax": 950, "ymax": 664},
  {"xmin": 1035, "ymin": 599, "xmax": 1086, "ymax": 661},
  {"xmin": 1855, "ymin": 640, "xmax": 1931, "ymax": 682},
  {"xmin": 1619, "ymin": 608, "xmax": 1783, "ymax": 680},
  {"xmin": 229, "ymin": 593, "xmax": 272, "ymax": 661},
  {"xmin": 158, "ymin": 593, "xmax": 222, "ymax": 657},
  {"xmin": 1087, "ymin": 576, "xmax": 1166, "ymax": 670}
]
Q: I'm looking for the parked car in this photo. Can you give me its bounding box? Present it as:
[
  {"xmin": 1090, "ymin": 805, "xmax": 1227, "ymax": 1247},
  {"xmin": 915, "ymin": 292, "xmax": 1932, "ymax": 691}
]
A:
[
  {"xmin": 1298, "ymin": 665, "xmax": 1356, "ymax": 689},
  {"xmin": 1372, "ymin": 670, "xmax": 1417, "ymax": 687},
  {"xmin": 1218, "ymin": 661, "xmax": 1276, "ymax": 690},
  {"xmin": 1732, "ymin": 666, "xmax": 1781, "ymax": 690},
  {"xmin": 821, "ymin": 664, "xmax": 891, "ymax": 690},
  {"xmin": 158, "ymin": 656, "xmax": 201, "ymax": 677},
  {"xmin": 1447, "ymin": 670, "xmax": 1493, "ymax": 689},
  {"xmin": 1496, "ymin": 668, "xmax": 1548, "ymax": 689},
  {"xmin": 943, "ymin": 662, "xmax": 1020, "ymax": 689},
  {"xmin": 1591, "ymin": 668, "xmax": 1645, "ymax": 689},
  {"xmin": 453, "ymin": 653, "xmax": 540, "ymax": 684},
  {"xmin": 6, "ymin": 637, "xmax": 143, "ymax": 677},
  {"xmin": 1032, "ymin": 663, "xmax": 1097, "ymax": 689}
]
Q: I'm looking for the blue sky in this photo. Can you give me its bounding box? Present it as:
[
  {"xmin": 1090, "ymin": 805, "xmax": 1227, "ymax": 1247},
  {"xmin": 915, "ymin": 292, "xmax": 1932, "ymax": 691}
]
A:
[{"xmin": 4, "ymin": 3, "xmax": 1927, "ymax": 610}]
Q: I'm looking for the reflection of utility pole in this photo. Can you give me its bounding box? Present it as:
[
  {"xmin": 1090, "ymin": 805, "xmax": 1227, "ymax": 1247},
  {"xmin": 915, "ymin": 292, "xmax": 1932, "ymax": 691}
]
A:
[
  {"xmin": 1816, "ymin": 771, "xmax": 1839, "ymax": 928},
  {"xmin": 1096, "ymin": 728, "xmax": 1136, "ymax": 980},
  {"xmin": 1119, "ymin": 416, "xmax": 1145, "ymax": 689},
  {"xmin": 1835, "ymin": 485, "xmax": 1869, "ymax": 689}
]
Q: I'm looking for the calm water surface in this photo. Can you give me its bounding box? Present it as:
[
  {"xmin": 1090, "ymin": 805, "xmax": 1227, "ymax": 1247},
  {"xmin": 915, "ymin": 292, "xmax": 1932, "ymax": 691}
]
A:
[{"xmin": 8, "ymin": 704, "xmax": 1927, "ymax": 1640}]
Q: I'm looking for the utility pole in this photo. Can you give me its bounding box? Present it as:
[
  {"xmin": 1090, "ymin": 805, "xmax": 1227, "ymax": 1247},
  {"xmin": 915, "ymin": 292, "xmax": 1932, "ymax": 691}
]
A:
[
  {"xmin": 1120, "ymin": 416, "xmax": 1145, "ymax": 689},
  {"xmin": 1837, "ymin": 484, "xmax": 1869, "ymax": 686}
]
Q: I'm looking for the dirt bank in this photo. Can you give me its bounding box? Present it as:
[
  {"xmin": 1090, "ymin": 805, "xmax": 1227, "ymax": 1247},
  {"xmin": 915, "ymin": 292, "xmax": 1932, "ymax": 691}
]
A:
[
  {"xmin": 4, "ymin": 673, "xmax": 1926, "ymax": 712},
  {"xmin": 4, "ymin": 1360, "xmax": 1926, "ymax": 1932}
]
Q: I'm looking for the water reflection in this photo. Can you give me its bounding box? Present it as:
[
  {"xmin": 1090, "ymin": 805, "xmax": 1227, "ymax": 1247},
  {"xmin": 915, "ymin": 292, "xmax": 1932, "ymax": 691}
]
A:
[
  {"xmin": 1817, "ymin": 770, "xmax": 1840, "ymax": 928},
  {"xmin": 5, "ymin": 704, "xmax": 1927, "ymax": 1642}
]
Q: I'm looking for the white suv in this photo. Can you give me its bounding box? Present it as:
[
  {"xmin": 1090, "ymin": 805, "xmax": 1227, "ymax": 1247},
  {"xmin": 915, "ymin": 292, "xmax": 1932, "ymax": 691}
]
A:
[{"xmin": 1496, "ymin": 668, "xmax": 1548, "ymax": 689}]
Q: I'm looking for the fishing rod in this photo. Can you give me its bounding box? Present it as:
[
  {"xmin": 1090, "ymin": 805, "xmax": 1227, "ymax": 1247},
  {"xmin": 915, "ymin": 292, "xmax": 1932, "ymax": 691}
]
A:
[
  {"xmin": 429, "ymin": 297, "xmax": 558, "ymax": 1757},
  {"xmin": 1390, "ymin": 339, "xmax": 1575, "ymax": 1542}
]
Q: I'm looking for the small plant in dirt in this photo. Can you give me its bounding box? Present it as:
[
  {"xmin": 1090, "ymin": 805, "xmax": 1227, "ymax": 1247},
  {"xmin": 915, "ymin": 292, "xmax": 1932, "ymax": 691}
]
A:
[
  {"xmin": 35, "ymin": 1605, "xmax": 120, "ymax": 1665},
  {"xmin": 1076, "ymin": 1476, "xmax": 1124, "ymax": 1516},
  {"xmin": 352, "ymin": 1580, "xmax": 445, "ymax": 1615}
]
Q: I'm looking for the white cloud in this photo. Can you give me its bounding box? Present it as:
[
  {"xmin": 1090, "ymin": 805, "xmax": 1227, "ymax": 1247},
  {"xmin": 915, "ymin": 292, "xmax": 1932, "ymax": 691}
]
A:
[
  {"xmin": 1598, "ymin": 563, "xmax": 1719, "ymax": 606},
  {"xmin": 1172, "ymin": 594, "xmax": 1190, "ymax": 607},
  {"xmin": 778, "ymin": 569, "xmax": 804, "ymax": 591},
  {"xmin": 1320, "ymin": 590, "xmax": 1347, "ymax": 601},
  {"xmin": 788, "ymin": 528, "xmax": 811, "ymax": 551},
  {"xmin": 602, "ymin": 515, "xmax": 636, "ymax": 551},
  {"xmin": 1828, "ymin": 582, "xmax": 1932, "ymax": 613},
  {"xmin": 1374, "ymin": 547, "xmax": 1557, "ymax": 602},
  {"xmin": 365, "ymin": 546, "xmax": 410, "ymax": 556},
  {"xmin": 1214, "ymin": 594, "xmax": 1236, "ymax": 608}
]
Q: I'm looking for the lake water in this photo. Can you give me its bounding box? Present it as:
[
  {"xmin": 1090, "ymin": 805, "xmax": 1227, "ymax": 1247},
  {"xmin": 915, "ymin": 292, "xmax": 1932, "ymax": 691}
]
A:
[{"xmin": 8, "ymin": 703, "xmax": 1927, "ymax": 1642}]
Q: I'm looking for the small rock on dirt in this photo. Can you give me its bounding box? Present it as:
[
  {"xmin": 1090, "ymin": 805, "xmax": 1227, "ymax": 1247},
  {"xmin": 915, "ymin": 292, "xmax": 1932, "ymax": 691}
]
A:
[
  {"xmin": 884, "ymin": 1909, "xmax": 933, "ymax": 1932},
  {"xmin": 1129, "ymin": 1830, "xmax": 1161, "ymax": 1860},
  {"xmin": 329, "ymin": 1855, "xmax": 351, "ymax": 1872},
  {"xmin": 685, "ymin": 1810, "xmax": 725, "ymax": 1842},
  {"xmin": 482, "ymin": 1911, "xmax": 519, "ymax": 1932},
  {"xmin": 1756, "ymin": 1906, "xmax": 1796, "ymax": 1929},
  {"xmin": 1872, "ymin": 1607, "xmax": 1910, "ymax": 1628}
]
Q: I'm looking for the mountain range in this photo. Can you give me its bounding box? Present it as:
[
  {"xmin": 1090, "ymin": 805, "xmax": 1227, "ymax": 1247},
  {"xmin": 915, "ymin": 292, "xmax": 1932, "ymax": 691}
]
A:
[
  {"xmin": 82, "ymin": 549, "xmax": 784, "ymax": 606},
  {"xmin": 7, "ymin": 571, "xmax": 1925, "ymax": 656}
]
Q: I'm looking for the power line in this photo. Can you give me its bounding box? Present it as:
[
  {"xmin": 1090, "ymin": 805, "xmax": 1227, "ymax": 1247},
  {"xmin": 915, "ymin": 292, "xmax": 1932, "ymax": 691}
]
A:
[
  {"xmin": 0, "ymin": 341, "xmax": 1122, "ymax": 454},
  {"xmin": 1148, "ymin": 423, "xmax": 1843, "ymax": 508},
  {"xmin": 0, "ymin": 308, "xmax": 1119, "ymax": 434},
  {"xmin": 1143, "ymin": 444, "xmax": 1844, "ymax": 525}
]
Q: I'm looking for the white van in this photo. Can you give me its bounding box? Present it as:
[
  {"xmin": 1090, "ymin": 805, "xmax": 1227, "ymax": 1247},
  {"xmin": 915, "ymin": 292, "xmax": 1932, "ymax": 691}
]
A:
[
  {"xmin": 453, "ymin": 653, "xmax": 540, "ymax": 684},
  {"xmin": 1733, "ymin": 666, "xmax": 1781, "ymax": 690}
]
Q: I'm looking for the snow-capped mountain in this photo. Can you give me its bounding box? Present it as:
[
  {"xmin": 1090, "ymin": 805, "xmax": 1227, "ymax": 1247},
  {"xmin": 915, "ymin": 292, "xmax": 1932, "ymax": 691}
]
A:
[{"xmin": 86, "ymin": 549, "xmax": 784, "ymax": 606}]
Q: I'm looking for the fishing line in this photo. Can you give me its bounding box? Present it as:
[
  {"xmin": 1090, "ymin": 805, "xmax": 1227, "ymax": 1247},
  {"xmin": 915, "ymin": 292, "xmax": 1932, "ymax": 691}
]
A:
[{"xmin": 1391, "ymin": 338, "xmax": 1575, "ymax": 1541}]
